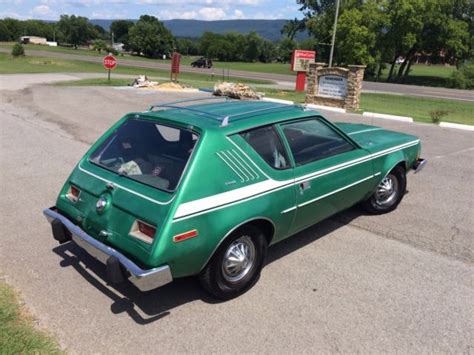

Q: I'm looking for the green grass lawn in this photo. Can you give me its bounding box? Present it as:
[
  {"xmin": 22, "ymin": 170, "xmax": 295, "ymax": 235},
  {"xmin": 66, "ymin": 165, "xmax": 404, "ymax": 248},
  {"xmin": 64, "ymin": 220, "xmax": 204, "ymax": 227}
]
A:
[
  {"xmin": 0, "ymin": 281, "xmax": 61, "ymax": 354},
  {"xmin": 0, "ymin": 53, "xmax": 272, "ymax": 85},
  {"xmin": 375, "ymin": 63, "xmax": 456, "ymax": 87},
  {"xmin": 1, "ymin": 42, "xmax": 460, "ymax": 86},
  {"xmin": 359, "ymin": 93, "xmax": 473, "ymax": 125},
  {"xmin": 258, "ymin": 88, "xmax": 474, "ymax": 125},
  {"xmin": 54, "ymin": 77, "xmax": 217, "ymax": 89}
]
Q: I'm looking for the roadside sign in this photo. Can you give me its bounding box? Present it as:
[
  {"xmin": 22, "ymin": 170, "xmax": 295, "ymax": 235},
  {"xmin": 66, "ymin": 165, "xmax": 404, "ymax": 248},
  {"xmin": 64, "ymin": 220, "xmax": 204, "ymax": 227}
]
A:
[
  {"xmin": 103, "ymin": 55, "xmax": 117, "ymax": 70},
  {"xmin": 103, "ymin": 54, "xmax": 117, "ymax": 84},
  {"xmin": 170, "ymin": 52, "xmax": 181, "ymax": 82},
  {"xmin": 291, "ymin": 50, "xmax": 316, "ymax": 72},
  {"xmin": 290, "ymin": 50, "xmax": 316, "ymax": 92}
]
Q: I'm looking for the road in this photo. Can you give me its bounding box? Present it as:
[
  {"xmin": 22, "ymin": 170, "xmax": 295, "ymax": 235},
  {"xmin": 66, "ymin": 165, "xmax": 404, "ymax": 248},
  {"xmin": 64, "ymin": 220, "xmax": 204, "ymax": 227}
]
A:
[
  {"xmin": 0, "ymin": 74, "xmax": 473, "ymax": 353},
  {"xmin": 2, "ymin": 47, "xmax": 473, "ymax": 102}
]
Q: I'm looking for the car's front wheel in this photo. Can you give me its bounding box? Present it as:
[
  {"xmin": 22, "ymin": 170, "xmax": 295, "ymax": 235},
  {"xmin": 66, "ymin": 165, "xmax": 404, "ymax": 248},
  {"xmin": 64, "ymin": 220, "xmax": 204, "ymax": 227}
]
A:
[
  {"xmin": 199, "ymin": 225, "xmax": 267, "ymax": 300},
  {"xmin": 362, "ymin": 165, "xmax": 407, "ymax": 214}
]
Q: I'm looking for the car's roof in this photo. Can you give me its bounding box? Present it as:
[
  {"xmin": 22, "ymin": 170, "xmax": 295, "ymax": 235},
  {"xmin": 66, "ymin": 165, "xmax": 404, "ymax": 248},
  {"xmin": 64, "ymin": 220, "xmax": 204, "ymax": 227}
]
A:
[{"xmin": 139, "ymin": 100, "xmax": 321, "ymax": 134}]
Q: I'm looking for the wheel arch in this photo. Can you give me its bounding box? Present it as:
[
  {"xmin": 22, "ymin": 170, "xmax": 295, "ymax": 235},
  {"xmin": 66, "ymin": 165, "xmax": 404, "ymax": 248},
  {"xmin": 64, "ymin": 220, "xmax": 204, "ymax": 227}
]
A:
[
  {"xmin": 380, "ymin": 149, "xmax": 408, "ymax": 179},
  {"xmin": 199, "ymin": 217, "xmax": 275, "ymax": 272}
]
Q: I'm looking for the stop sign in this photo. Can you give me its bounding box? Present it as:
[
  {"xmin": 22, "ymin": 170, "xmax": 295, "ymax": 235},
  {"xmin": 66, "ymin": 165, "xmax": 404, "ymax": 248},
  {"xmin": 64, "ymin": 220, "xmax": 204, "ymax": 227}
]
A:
[{"xmin": 103, "ymin": 55, "xmax": 117, "ymax": 70}]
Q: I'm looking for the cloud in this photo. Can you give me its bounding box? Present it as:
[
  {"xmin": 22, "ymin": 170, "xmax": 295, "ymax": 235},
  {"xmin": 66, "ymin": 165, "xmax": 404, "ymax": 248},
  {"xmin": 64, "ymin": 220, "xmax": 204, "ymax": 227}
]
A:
[
  {"xmin": 136, "ymin": 0, "xmax": 262, "ymax": 6},
  {"xmin": 0, "ymin": 11, "xmax": 24, "ymax": 19},
  {"xmin": 91, "ymin": 10, "xmax": 128, "ymax": 19},
  {"xmin": 233, "ymin": 9, "xmax": 243, "ymax": 19},
  {"xmin": 30, "ymin": 4, "xmax": 57, "ymax": 19},
  {"xmin": 159, "ymin": 6, "xmax": 227, "ymax": 20}
]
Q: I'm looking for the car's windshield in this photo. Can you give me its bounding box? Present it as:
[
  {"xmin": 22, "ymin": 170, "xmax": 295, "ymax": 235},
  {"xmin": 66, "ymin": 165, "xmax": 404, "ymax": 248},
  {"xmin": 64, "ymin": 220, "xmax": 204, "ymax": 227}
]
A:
[{"xmin": 89, "ymin": 118, "xmax": 198, "ymax": 192}]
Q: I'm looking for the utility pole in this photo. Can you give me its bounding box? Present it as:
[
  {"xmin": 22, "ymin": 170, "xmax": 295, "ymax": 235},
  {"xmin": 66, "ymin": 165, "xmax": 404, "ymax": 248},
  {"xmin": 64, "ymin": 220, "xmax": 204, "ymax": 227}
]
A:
[
  {"xmin": 111, "ymin": 32, "xmax": 114, "ymax": 46},
  {"xmin": 328, "ymin": 0, "xmax": 340, "ymax": 67}
]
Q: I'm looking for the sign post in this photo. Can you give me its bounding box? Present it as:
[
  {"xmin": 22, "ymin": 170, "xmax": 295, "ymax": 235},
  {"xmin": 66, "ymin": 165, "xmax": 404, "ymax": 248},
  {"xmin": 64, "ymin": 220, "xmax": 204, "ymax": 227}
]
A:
[
  {"xmin": 170, "ymin": 52, "xmax": 181, "ymax": 82},
  {"xmin": 103, "ymin": 54, "xmax": 117, "ymax": 83},
  {"xmin": 290, "ymin": 50, "xmax": 316, "ymax": 92}
]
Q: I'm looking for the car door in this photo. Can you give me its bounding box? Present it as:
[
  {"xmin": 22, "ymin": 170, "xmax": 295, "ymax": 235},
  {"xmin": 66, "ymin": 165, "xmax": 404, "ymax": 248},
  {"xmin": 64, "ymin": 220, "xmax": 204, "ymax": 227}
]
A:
[{"xmin": 278, "ymin": 117, "xmax": 375, "ymax": 234}]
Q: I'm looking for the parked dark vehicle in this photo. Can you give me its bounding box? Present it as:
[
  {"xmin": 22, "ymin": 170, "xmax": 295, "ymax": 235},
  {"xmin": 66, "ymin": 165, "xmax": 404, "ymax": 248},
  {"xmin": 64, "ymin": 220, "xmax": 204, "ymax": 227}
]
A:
[{"xmin": 191, "ymin": 57, "xmax": 213, "ymax": 68}]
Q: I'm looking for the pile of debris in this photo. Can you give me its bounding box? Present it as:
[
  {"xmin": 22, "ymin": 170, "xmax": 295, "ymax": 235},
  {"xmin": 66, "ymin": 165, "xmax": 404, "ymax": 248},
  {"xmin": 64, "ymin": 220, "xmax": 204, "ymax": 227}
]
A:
[
  {"xmin": 130, "ymin": 75, "xmax": 158, "ymax": 88},
  {"xmin": 213, "ymin": 82, "xmax": 261, "ymax": 100}
]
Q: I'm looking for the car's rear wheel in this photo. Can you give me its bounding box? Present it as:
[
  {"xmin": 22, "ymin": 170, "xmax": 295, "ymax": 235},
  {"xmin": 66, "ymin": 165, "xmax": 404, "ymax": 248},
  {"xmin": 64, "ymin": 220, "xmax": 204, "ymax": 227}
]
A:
[
  {"xmin": 199, "ymin": 225, "xmax": 267, "ymax": 300},
  {"xmin": 362, "ymin": 165, "xmax": 406, "ymax": 214}
]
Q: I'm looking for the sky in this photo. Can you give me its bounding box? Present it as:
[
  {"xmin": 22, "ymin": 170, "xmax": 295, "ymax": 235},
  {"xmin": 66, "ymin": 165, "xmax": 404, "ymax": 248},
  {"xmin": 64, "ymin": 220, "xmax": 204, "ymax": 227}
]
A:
[{"xmin": 0, "ymin": 0, "xmax": 303, "ymax": 21}]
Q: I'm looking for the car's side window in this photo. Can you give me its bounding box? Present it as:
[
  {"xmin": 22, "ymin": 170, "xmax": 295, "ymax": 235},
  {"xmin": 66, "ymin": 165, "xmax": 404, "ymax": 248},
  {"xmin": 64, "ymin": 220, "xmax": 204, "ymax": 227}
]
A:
[
  {"xmin": 240, "ymin": 125, "xmax": 290, "ymax": 170},
  {"xmin": 282, "ymin": 118, "xmax": 354, "ymax": 166}
]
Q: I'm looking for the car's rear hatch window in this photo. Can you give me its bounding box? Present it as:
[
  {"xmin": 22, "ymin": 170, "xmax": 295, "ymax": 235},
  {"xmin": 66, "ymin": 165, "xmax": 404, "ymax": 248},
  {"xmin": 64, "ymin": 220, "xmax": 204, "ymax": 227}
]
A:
[{"xmin": 89, "ymin": 118, "xmax": 198, "ymax": 192}]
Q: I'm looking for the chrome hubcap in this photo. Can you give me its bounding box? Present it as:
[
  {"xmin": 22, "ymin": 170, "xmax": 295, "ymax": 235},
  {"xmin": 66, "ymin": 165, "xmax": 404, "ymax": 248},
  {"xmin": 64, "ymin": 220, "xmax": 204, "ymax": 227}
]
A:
[
  {"xmin": 222, "ymin": 236, "xmax": 256, "ymax": 283},
  {"xmin": 374, "ymin": 175, "xmax": 398, "ymax": 206}
]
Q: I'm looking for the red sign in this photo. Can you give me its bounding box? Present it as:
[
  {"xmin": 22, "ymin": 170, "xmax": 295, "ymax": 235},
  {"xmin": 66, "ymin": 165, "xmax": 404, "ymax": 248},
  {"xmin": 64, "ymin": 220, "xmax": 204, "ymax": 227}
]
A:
[
  {"xmin": 290, "ymin": 50, "xmax": 316, "ymax": 72},
  {"xmin": 171, "ymin": 52, "xmax": 181, "ymax": 74},
  {"xmin": 103, "ymin": 55, "xmax": 117, "ymax": 70}
]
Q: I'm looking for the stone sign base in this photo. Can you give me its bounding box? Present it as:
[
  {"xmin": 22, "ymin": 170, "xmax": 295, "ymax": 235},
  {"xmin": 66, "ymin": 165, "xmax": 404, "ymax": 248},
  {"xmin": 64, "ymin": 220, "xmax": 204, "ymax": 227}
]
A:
[{"xmin": 305, "ymin": 63, "xmax": 366, "ymax": 111}]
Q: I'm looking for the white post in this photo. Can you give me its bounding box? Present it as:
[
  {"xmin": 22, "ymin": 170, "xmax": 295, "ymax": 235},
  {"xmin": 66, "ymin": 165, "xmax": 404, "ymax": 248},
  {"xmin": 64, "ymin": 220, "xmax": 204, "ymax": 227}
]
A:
[{"xmin": 328, "ymin": 0, "xmax": 340, "ymax": 67}]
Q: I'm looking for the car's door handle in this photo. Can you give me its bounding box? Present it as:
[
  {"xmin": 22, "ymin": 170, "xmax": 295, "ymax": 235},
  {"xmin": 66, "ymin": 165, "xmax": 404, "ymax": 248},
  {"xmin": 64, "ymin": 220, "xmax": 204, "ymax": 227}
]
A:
[{"xmin": 300, "ymin": 181, "xmax": 311, "ymax": 192}]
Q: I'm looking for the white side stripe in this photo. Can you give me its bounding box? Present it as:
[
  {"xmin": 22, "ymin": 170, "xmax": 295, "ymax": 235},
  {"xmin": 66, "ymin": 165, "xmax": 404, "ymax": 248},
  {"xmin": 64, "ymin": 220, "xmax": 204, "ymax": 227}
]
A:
[
  {"xmin": 216, "ymin": 151, "xmax": 245, "ymax": 182},
  {"xmin": 226, "ymin": 137, "xmax": 271, "ymax": 179},
  {"xmin": 229, "ymin": 149, "xmax": 259, "ymax": 179},
  {"xmin": 173, "ymin": 140, "xmax": 420, "ymax": 220},
  {"xmin": 174, "ymin": 179, "xmax": 290, "ymax": 219},
  {"xmin": 298, "ymin": 174, "xmax": 376, "ymax": 208},
  {"xmin": 78, "ymin": 164, "xmax": 174, "ymax": 206}
]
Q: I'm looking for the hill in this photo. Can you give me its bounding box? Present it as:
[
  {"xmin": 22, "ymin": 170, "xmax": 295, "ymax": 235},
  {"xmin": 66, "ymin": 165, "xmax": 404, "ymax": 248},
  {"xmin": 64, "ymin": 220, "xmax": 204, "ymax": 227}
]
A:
[{"xmin": 90, "ymin": 19, "xmax": 308, "ymax": 42}]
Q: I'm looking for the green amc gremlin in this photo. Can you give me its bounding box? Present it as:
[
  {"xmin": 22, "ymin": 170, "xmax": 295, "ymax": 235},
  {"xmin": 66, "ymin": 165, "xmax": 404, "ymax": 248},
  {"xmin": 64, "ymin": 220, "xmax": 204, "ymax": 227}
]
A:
[{"xmin": 44, "ymin": 97, "xmax": 426, "ymax": 299}]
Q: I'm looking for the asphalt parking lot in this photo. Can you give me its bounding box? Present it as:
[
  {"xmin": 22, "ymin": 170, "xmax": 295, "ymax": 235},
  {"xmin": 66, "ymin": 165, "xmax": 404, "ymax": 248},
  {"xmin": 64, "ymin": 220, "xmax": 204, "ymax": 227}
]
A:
[{"xmin": 0, "ymin": 74, "xmax": 473, "ymax": 353}]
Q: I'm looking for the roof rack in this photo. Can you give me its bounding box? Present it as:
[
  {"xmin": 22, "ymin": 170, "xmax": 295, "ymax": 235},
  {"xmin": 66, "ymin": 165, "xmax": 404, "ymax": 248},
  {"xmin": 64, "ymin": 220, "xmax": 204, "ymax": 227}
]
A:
[
  {"xmin": 148, "ymin": 96, "xmax": 230, "ymax": 111},
  {"xmin": 220, "ymin": 104, "xmax": 301, "ymax": 127},
  {"xmin": 148, "ymin": 96, "xmax": 303, "ymax": 127}
]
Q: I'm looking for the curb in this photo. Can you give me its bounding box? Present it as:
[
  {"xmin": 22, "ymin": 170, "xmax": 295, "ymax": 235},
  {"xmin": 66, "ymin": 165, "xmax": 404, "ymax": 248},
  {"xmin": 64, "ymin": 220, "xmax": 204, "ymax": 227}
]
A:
[
  {"xmin": 362, "ymin": 112, "xmax": 413, "ymax": 123},
  {"xmin": 261, "ymin": 97, "xmax": 294, "ymax": 105},
  {"xmin": 306, "ymin": 104, "xmax": 346, "ymax": 113},
  {"xmin": 439, "ymin": 122, "xmax": 474, "ymax": 131}
]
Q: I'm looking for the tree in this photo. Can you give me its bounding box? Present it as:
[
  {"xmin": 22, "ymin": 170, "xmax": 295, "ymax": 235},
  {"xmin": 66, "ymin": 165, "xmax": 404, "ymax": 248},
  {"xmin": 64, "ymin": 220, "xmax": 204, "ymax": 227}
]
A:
[
  {"xmin": 291, "ymin": 0, "xmax": 472, "ymax": 83},
  {"xmin": 243, "ymin": 31, "xmax": 263, "ymax": 62},
  {"xmin": 110, "ymin": 20, "xmax": 134, "ymax": 43},
  {"xmin": 176, "ymin": 38, "xmax": 199, "ymax": 56},
  {"xmin": 127, "ymin": 15, "xmax": 174, "ymax": 58},
  {"xmin": 259, "ymin": 40, "xmax": 277, "ymax": 63},
  {"xmin": 0, "ymin": 21, "xmax": 12, "ymax": 41},
  {"xmin": 281, "ymin": 18, "xmax": 306, "ymax": 40},
  {"xmin": 1, "ymin": 18, "xmax": 24, "ymax": 41},
  {"xmin": 57, "ymin": 15, "xmax": 97, "ymax": 48},
  {"xmin": 278, "ymin": 38, "xmax": 297, "ymax": 62}
]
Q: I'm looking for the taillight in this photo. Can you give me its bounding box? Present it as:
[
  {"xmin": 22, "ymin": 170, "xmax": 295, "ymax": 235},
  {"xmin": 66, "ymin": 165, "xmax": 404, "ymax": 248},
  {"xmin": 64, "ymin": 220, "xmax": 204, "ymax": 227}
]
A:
[
  {"xmin": 66, "ymin": 185, "xmax": 81, "ymax": 203},
  {"xmin": 137, "ymin": 220, "xmax": 156, "ymax": 238},
  {"xmin": 130, "ymin": 220, "xmax": 157, "ymax": 244},
  {"xmin": 173, "ymin": 229, "xmax": 198, "ymax": 243}
]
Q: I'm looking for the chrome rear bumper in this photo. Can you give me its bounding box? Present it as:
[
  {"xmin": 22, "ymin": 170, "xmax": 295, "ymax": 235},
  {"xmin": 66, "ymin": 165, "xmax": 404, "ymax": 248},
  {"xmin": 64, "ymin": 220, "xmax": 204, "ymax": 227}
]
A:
[{"xmin": 43, "ymin": 208, "xmax": 172, "ymax": 292}]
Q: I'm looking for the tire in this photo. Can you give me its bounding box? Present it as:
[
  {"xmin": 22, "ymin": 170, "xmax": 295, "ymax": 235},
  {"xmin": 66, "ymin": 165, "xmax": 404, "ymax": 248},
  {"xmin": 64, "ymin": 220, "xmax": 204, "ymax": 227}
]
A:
[
  {"xmin": 199, "ymin": 225, "xmax": 268, "ymax": 300},
  {"xmin": 362, "ymin": 165, "xmax": 407, "ymax": 214}
]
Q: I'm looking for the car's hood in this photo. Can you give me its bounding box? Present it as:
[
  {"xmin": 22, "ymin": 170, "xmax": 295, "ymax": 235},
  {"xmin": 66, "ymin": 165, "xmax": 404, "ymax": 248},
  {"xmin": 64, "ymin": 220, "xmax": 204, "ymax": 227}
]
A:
[{"xmin": 334, "ymin": 122, "xmax": 419, "ymax": 153}]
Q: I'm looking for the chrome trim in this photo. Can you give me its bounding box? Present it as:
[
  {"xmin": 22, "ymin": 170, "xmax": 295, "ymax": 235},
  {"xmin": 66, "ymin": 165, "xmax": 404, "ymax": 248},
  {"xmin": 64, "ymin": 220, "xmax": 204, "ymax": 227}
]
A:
[
  {"xmin": 43, "ymin": 208, "xmax": 172, "ymax": 292},
  {"xmin": 199, "ymin": 216, "xmax": 276, "ymax": 272},
  {"xmin": 413, "ymin": 158, "xmax": 427, "ymax": 174}
]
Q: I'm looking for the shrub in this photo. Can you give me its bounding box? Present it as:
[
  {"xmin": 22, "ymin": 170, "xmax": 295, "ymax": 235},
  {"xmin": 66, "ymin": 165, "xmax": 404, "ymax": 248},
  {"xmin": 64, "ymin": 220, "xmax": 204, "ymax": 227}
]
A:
[
  {"xmin": 11, "ymin": 43, "xmax": 24, "ymax": 57},
  {"xmin": 105, "ymin": 47, "xmax": 119, "ymax": 56},
  {"xmin": 429, "ymin": 109, "xmax": 450, "ymax": 124},
  {"xmin": 450, "ymin": 62, "xmax": 474, "ymax": 89},
  {"xmin": 91, "ymin": 39, "xmax": 107, "ymax": 53}
]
